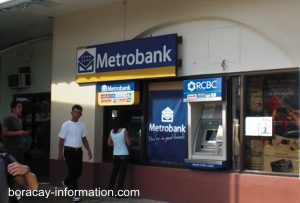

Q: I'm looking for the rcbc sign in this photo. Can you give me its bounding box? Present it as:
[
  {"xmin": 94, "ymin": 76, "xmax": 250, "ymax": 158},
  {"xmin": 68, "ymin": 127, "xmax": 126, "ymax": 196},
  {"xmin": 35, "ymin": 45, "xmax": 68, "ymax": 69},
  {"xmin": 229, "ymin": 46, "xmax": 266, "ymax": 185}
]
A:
[
  {"xmin": 183, "ymin": 78, "xmax": 223, "ymax": 102},
  {"xmin": 187, "ymin": 80, "xmax": 218, "ymax": 92}
]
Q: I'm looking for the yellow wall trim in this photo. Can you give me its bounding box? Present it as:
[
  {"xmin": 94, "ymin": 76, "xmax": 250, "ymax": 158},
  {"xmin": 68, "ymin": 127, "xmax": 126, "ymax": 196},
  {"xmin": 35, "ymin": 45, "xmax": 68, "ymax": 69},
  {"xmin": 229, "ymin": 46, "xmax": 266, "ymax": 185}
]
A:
[{"xmin": 76, "ymin": 66, "xmax": 176, "ymax": 83}]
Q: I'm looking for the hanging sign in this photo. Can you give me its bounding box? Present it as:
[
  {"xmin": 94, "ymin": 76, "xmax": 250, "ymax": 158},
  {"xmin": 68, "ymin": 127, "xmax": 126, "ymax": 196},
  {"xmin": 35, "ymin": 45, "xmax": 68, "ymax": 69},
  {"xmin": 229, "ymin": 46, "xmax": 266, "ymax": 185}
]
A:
[
  {"xmin": 76, "ymin": 34, "xmax": 178, "ymax": 83},
  {"xmin": 147, "ymin": 90, "xmax": 186, "ymax": 164},
  {"xmin": 97, "ymin": 81, "xmax": 139, "ymax": 106},
  {"xmin": 183, "ymin": 77, "xmax": 223, "ymax": 102}
]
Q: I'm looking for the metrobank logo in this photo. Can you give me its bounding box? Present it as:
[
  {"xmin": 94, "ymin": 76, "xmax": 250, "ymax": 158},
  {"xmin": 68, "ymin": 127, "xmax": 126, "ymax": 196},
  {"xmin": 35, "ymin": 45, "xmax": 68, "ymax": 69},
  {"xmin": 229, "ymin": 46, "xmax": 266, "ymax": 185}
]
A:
[
  {"xmin": 161, "ymin": 107, "xmax": 174, "ymax": 123},
  {"xmin": 100, "ymin": 84, "xmax": 132, "ymax": 92},
  {"xmin": 148, "ymin": 106, "xmax": 186, "ymax": 133},
  {"xmin": 101, "ymin": 85, "xmax": 108, "ymax": 92},
  {"xmin": 77, "ymin": 48, "xmax": 96, "ymax": 74}
]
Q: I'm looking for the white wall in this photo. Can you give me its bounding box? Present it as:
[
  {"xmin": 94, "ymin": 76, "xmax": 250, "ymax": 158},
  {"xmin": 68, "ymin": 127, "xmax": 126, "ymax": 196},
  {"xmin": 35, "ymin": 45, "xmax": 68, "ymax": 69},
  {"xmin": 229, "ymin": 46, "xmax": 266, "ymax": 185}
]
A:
[
  {"xmin": 143, "ymin": 20, "xmax": 295, "ymax": 76},
  {"xmin": 125, "ymin": 0, "xmax": 300, "ymax": 64},
  {"xmin": 0, "ymin": 38, "xmax": 52, "ymax": 122},
  {"xmin": 50, "ymin": 0, "xmax": 300, "ymax": 162}
]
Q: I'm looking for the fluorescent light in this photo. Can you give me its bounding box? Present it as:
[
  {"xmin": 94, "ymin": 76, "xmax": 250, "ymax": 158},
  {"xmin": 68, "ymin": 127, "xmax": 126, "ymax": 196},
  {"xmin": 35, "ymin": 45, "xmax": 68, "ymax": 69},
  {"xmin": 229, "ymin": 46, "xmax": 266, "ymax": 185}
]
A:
[
  {"xmin": 0, "ymin": 0, "xmax": 13, "ymax": 4},
  {"xmin": 0, "ymin": 0, "xmax": 44, "ymax": 12},
  {"xmin": 0, "ymin": 0, "xmax": 31, "ymax": 9}
]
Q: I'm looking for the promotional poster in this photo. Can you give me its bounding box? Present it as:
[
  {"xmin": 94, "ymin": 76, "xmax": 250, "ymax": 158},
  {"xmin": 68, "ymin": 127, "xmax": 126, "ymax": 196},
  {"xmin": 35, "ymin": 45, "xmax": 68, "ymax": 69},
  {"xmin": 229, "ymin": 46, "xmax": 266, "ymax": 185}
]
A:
[{"xmin": 147, "ymin": 90, "xmax": 186, "ymax": 164}]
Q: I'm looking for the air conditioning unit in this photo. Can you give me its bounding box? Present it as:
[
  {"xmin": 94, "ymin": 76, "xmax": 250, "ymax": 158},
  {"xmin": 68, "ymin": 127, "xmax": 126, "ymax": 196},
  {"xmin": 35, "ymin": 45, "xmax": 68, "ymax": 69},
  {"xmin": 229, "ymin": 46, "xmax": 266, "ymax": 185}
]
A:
[{"xmin": 8, "ymin": 73, "xmax": 31, "ymax": 89}]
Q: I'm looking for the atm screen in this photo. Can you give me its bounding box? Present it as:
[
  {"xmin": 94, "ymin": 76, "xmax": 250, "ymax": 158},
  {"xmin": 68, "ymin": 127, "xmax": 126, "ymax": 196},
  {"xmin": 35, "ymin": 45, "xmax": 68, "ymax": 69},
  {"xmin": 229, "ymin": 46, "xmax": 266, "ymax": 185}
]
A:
[{"xmin": 205, "ymin": 129, "xmax": 217, "ymax": 141}]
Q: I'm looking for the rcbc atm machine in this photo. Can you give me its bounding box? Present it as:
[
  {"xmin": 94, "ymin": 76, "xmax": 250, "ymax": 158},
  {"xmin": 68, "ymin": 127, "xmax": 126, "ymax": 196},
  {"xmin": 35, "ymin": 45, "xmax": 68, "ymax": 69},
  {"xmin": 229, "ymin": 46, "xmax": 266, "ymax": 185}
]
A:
[{"xmin": 184, "ymin": 77, "xmax": 228, "ymax": 169}]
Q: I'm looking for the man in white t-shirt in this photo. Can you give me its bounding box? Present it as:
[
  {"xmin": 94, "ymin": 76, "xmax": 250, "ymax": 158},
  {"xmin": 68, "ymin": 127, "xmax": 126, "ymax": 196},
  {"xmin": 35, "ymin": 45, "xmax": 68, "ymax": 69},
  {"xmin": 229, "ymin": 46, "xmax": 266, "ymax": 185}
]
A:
[{"xmin": 58, "ymin": 104, "xmax": 92, "ymax": 202}]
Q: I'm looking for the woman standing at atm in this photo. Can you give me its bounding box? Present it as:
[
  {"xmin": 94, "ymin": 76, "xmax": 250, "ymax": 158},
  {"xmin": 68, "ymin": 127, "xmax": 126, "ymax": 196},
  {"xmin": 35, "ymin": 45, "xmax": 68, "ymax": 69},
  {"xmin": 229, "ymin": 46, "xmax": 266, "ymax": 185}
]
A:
[{"xmin": 107, "ymin": 119, "xmax": 131, "ymax": 193}]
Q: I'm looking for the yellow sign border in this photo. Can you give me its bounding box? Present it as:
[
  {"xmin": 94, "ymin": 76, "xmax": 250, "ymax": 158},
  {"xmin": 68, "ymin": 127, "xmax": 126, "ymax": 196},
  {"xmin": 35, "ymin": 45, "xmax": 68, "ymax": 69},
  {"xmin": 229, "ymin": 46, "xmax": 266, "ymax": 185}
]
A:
[{"xmin": 76, "ymin": 66, "xmax": 176, "ymax": 83}]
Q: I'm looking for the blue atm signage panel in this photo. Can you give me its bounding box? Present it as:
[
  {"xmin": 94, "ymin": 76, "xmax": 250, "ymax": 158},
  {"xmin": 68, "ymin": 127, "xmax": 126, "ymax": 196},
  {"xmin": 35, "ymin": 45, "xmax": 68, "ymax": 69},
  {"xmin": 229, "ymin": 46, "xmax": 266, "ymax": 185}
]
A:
[
  {"xmin": 97, "ymin": 81, "xmax": 139, "ymax": 106},
  {"xmin": 183, "ymin": 77, "xmax": 223, "ymax": 102},
  {"xmin": 76, "ymin": 34, "xmax": 178, "ymax": 83}
]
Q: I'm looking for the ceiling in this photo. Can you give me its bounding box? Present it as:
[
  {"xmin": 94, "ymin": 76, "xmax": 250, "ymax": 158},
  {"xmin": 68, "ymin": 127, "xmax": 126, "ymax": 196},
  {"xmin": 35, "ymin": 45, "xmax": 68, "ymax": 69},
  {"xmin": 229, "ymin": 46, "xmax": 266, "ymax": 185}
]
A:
[{"xmin": 0, "ymin": 0, "xmax": 123, "ymax": 51}]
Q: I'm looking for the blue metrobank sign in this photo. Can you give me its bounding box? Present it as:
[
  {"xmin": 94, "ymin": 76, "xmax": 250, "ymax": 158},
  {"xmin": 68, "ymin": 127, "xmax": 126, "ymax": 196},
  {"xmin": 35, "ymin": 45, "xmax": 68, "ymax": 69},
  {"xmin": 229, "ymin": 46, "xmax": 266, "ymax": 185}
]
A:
[
  {"xmin": 183, "ymin": 77, "xmax": 223, "ymax": 102},
  {"xmin": 76, "ymin": 34, "xmax": 178, "ymax": 83}
]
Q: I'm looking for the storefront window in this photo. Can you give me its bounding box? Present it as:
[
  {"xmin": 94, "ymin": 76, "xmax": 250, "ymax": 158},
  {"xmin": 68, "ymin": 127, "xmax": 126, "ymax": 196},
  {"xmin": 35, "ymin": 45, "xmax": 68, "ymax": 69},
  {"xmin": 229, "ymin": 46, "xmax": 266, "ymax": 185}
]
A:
[{"xmin": 245, "ymin": 72, "xmax": 299, "ymax": 174}]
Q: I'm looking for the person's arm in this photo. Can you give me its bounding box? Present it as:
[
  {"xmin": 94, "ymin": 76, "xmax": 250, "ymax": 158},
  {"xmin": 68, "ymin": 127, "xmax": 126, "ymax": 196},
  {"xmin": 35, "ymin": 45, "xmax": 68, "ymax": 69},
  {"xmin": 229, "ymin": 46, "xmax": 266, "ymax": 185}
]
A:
[
  {"xmin": 7, "ymin": 162, "xmax": 38, "ymax": 190},
  {"xmin": 124, "ymin": 129, "xmax": 131, "ymax": 146},
  {"xmin": 2, "ymin": 127, "xmax": 31, "ymax": 137},
  {"xmin": 58, "ymin": 138, "xmax": 65, "ymax": 160},
  {"xmin": 107, "ymin": 133, "xmax": 113, "ymax": 147},
  {"xmin": 58, "ymin": 122, "xmax": 68, "ymax": 160},
  {"xmin": 82, "ymin": 137, "xmax": 92, "ymax": 160}
]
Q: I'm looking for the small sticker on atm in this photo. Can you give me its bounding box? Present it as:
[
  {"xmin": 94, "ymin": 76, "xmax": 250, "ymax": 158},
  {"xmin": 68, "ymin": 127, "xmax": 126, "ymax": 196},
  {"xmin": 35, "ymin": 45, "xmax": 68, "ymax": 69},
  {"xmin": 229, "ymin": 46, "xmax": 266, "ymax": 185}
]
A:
[{"xmin": 187, "ymin": 94, "xmax": 197, "ymax": 99}]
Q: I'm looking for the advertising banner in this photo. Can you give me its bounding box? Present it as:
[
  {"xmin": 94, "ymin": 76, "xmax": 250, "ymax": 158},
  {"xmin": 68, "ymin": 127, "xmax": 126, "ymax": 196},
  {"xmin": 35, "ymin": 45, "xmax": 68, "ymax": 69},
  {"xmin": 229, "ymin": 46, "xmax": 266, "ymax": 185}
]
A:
[
  {"xmin": 263, "ymin": 75, "xmax": 299, "ymax": 137},
  {"xmin": 97, "ymin": 81, "xmax": 139, "ymax": 106},
  {"xmin": 147, "ymin": 90, "xmax": 186, "ymax": 164},
  {"xmin": 76, "ymin": 34, "xmax": 178, "ymax": 83},
  {"xmin": 183, "ymin": 77, "xmax": 223, "ymax": 102}
]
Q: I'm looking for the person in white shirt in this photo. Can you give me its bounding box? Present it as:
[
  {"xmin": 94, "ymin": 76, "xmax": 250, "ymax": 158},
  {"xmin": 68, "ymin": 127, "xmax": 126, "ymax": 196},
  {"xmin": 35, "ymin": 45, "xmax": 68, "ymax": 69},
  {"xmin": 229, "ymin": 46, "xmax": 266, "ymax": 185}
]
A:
[{"xmin": 58, "ymin": 104, "xmax": 92, "ymax": 202}]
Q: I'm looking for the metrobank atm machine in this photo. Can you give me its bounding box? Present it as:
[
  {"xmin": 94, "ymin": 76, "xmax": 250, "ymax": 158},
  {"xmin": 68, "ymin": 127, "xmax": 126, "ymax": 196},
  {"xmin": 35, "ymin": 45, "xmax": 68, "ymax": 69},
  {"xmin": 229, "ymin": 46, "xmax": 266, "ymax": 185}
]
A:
[{"xmin": 184, "ymin": 77, "xmax": 228, "ymax": 169}]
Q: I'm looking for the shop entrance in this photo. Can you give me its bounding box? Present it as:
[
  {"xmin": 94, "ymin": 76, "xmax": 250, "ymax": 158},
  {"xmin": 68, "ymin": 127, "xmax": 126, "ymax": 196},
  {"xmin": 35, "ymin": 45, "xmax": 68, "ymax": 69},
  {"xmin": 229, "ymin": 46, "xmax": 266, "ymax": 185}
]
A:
[{"xmin": 103, "ymin": 106, "xmax": 144, "ymax": 162}]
